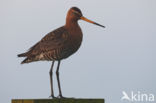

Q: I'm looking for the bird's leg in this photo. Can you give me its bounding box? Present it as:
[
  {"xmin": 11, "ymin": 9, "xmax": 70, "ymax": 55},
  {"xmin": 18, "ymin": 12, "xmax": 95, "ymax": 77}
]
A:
[
  {"xmin": 56, "ymin": 60, "xmax": 65, "ymax": 98},
  {"xmin": 49, "ymin": 61, "xmax": 56, "ymax": 98}
]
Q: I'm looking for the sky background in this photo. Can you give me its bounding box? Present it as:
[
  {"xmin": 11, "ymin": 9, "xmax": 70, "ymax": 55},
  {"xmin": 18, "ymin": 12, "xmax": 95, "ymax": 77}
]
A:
[{"xmin": 0, "ymin": 0, "xmax": 156, "ymax": 103}]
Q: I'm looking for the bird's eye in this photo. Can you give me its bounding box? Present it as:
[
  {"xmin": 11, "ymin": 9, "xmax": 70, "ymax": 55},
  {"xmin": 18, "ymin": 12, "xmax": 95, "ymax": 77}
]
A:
[{"xmin": 73, "ymin": 11, "xmax": 81, "ymax": 16}]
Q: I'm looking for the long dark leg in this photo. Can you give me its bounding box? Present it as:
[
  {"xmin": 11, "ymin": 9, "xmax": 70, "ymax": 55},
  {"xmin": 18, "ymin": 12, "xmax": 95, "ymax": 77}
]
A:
[
  {"xmin": 56, "ymin": 60, "xmax": 63, "ymax": 98},
  {"xmin": 49, "ymin": 61, "xmax": 55, "ymax": 98}
]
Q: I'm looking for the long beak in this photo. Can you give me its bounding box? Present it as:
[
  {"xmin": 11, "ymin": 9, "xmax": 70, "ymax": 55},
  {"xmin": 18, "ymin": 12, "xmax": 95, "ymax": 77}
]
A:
[{"xmin": 80, "ymin": 16, "xmax": 105, "ymax": 28}]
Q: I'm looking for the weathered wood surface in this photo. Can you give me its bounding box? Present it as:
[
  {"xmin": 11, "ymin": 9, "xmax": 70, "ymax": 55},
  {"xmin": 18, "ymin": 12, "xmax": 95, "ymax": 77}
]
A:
[{"xmin": 12, "ymin": 98, "xmax": 104, "ymax": 103}]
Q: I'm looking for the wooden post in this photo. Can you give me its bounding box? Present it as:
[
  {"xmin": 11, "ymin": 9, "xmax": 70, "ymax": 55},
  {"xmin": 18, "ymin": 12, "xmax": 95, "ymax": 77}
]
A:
[{"xmin": 12, "ymin": 98, "xmax": 104, "ymax": 103}]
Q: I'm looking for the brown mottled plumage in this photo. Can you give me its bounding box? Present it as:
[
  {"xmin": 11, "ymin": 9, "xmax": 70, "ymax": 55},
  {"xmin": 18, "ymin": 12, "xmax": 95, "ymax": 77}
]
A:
[
  {"xmin": 18, "ymin": 26, "xmax": 81, "ymax": 63},
  {"xmin": 18, "ymin": 7, "xmax": 105, "ymax": 98}
]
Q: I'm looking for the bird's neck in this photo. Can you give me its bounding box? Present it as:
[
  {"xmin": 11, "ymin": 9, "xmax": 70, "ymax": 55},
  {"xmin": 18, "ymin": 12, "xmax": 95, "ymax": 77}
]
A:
[{"xmin": 65, "ymin": 18, "xmax": 79, "ymax": 29}]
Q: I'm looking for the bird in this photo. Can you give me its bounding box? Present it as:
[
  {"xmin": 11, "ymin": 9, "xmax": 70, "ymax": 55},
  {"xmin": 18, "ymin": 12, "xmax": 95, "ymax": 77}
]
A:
[{"xmin": 17, "ymin": 7, "xmax": 105, "ymax": 98}]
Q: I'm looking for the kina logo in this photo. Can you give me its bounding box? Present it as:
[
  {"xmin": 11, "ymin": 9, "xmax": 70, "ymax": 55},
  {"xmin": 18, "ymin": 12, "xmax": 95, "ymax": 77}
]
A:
[{"xmin": 121, "ymin": 91, "xmax": 155, "ymax": 102}]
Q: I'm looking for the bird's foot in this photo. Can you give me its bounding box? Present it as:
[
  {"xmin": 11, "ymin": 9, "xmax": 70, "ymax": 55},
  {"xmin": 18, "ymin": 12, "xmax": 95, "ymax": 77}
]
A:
[
  {"xmin": 57, "ymin": 95, "xmax": 68, "ymax": 99},
  {"xmin": 49, "ymin": 95, "xmax": 57, "ymax": 99}
]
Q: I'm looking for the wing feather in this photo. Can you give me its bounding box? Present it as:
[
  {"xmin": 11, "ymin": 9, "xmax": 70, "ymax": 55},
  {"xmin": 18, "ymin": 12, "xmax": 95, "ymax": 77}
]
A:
[{"xmin": 26, "ymin": 26, "xmax": 69, "ymax": 57}]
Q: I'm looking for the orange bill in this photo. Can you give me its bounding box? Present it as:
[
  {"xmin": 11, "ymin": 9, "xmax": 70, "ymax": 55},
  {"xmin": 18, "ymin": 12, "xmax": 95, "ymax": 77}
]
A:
[{"xmin": 80, "ymin": 16, "xmax": 105, "ymax": 28}]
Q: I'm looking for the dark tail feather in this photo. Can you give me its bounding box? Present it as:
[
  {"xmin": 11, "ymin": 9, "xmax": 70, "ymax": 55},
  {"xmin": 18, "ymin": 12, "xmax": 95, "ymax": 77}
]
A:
[
  {"xmin": 21, "ymin": 57, "xmax": 35, "ymax": 64},
  {"xmin": 18, "ymin": 53, "xmax": 27, "ymax": 57},
  {"xmin": 21, "ymin": 58, "xmax": 28, "ymax": 64}
]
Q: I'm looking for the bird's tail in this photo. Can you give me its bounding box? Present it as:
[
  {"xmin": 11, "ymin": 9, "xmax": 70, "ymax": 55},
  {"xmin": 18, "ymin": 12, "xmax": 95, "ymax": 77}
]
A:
[
  {"xmin": 18, "ymin": 52, "xmax": 38, "ymax": 64},
  {"xmin": 17, "ymin": 53, "xmax": 27, "ymax": 57},
  {"xmin": 21, "ymin": 57, "xmax": 35, "ymax": 64}
]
